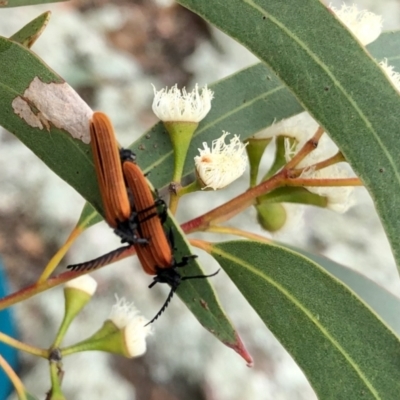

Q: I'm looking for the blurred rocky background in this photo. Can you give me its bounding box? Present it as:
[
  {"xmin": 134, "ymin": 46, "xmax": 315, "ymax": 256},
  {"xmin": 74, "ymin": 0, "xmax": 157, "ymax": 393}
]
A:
[{"xmin": 1, "ymin": 0, "xmax": 400, "ymax": 399}]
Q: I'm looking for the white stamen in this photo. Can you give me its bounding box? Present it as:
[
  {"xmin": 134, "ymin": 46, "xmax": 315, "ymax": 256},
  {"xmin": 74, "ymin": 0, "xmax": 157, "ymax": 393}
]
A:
[
  {"xmin": 331, "ymin": 3, "xmax": 382, "ymax": 46},
  {"xmin": 194, "ymin": 131, "xmax": 248, "ymax": 190},
  {"xmin": 152, "ymin": 84, "xmax": 213, "ymax": 122}
]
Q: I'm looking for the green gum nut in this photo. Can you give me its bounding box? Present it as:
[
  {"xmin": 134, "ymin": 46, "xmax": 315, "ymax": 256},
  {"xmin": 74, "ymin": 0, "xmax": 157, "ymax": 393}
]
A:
[{"xmin": 256, "ymin": 202, "xmax": 287, "ymax": 232}]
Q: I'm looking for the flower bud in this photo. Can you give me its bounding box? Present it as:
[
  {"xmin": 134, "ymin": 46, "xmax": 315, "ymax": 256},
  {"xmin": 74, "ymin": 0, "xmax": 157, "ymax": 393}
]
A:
[
  {"xmin": 53, "ymin": 275, "xmax": 98, "ymax": 347},
  {"xmin": 63, "ymin": 275, "xmax": 97, "ymax": 319}
]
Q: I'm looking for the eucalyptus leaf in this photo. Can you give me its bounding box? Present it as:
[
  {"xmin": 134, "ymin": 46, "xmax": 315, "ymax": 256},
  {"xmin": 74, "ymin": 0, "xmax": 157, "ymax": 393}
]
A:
[
  {"xmin": 295, "ymin": 248, "xmax": 400, "ymax": 335},
  {"xmin": 212, "ymin": 240, "xmax": 400, "ymax": 399},
  {"xmin": 368, "ymin": 31, "xmax": 400, "ymax": 67},
  {"xmin": 0, "ymin": 37, "xmax": 101, "ymax": 213},
  {"xmin": 1, "ymin": 0, "xmax": 66, "ymax": 7},
  {"xmin": 76, "ymin": 202, "xmax": 102, "ymax": 230},
  {"xmin": 164, "ymin": 215, "xmax": 252, "ymax": 363},
  {"xmin": 0, "ymin": 35, "xmax": 302, "ymax": 212},
  {"xmin": 10, "ymin": 11, "xmax": 51, "ymax": 48}
]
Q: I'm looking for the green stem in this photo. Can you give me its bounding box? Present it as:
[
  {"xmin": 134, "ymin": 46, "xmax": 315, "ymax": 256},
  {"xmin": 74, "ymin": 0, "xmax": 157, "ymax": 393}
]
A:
[
  {"xmin": 290, "ymin": 151, "xmax": 346, "ymax": 177},
  {"xmin": 0, "ymin": 270, "xmax": 88, "ymax": 311},
  {"xmin": 284, "ymin": 125, "xmax": 324, "ymax": 169},
  {"xmin": 283, "ymin": 177, "xmax": 362, "ymax": 187},
  {"xmin": 38, "ymin": 225, "xmax": 83, "ymax": 283},
  {"xmin": 0, "ymin": 354, "xmax": 27, "ymax": 400},
  {"xmin": 201, "ymin": 226, "xmax": 272, "ymax": 243},
  {"xmin": 178, "ymin": 179, "xmax": 202, "ymax": 197},
  {"xmin": 49, "ymin": 361, "xmax": 65, "ymax": 400},
  {"xmin": 0, "ymin": 331, "xmax": 47, "ymax": 358}
]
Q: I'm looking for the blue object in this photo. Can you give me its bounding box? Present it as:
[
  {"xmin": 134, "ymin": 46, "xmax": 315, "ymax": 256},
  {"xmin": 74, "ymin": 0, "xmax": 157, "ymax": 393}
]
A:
[{"xmin": 0, "ymin": 259, "xmax": 18, "ymax": 400}]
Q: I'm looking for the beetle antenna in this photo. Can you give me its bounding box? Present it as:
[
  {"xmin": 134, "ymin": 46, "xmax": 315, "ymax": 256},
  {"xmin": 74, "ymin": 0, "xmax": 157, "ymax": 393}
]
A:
[
  {"xmin": 145, "ymin": 286, "xmax": 177, "ymax": 326},
  {"xmin": 67, "ymin": 245, "xmax": 132, "ymax": 271},
  {"xmin": 181, "ymin": 269, "xmax": 220, "ymax": 281}
]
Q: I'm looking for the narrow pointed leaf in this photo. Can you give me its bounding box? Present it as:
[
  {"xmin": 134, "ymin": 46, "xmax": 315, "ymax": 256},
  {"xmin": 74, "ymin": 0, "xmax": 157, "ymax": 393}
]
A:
[
  {"xmin": 10, "ymin": 11, "xmax": 51, "ymax": 48},
  {"xmin": 76, "ymin": 202, "xmax": 102, "ymax": 230},
  {"xmin": 1, "ymin": 0, "xmax": 66, "ymax": 7},
  {"xmin": 164, "ymin": 215, "xmax": 252, "ymax": 364},
  {"xmin": 211, "ymin": 240, "xmax": 400, "ymax": 399}
]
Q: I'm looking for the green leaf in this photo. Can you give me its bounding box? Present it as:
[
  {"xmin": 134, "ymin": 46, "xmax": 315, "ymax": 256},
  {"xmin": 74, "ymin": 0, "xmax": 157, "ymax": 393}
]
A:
[
  {"xmin": 1, "ymin": 0, "xmax": 66, "ymax": 7},
  {"xmin": 368, "ymin": 31, "xmax": 400, "ymax": 69},
  {"xmin": 76, "ymin": 202, "xmax": 102, "ymax": 230},
  {"xmin": 164, "ymin": 215, "xmax": 252, "ymax": 364},
  {"xmin": 10, "ymin": 11, "xmax": 51, "ymax": 48},
  {"xmin": 289, "ymin": 246, "xmax": 400, "ymax": 335},
  {"xmin": 0, "ymin": 36, "xmax": 102, "ymax": 214},
  {"xmin": 211, "ymin": 240, "xmax": 400, "ymax": 399},
  {"xmin": 175, "ymin": 0, "xmax": 400, "ymax": 270}
]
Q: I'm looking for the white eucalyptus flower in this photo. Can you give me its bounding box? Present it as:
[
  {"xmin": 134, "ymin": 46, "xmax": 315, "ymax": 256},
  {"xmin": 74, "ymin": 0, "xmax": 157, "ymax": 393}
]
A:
[
  {"xmin": 109, "ymin": 296, "xmax": 152, "ymax": 358},
  {"xmin": 379, "ymin": 59, "xmax": 400, "ymax": 92},
  {"xmin": 253, "ymin": 112, "xmax": 317, "ymax": 143},
  {"xmin": 285, "ymin": 133, "xmax": 337, "ymax": 166},
  {"xmin": 195, "ymin": 131, "xmax": 248, "ymax": 190},
  {"xmin": 285, "ymin": 134, "xmax": 354, "ymax": 213},
  {"xmin": 152, "ymin": 83, "xmax": 213, "ymax": 122},
  {"xmin": 301, "ymin": 164, "xmax": 354, "ymax": 213},
  {"xmin": 272, "ymin": 203, "xmax": 305, "ymax": 237},
  {"xmin": 331, "ymin": 3, "xmax": 382, "ymax": 46}
]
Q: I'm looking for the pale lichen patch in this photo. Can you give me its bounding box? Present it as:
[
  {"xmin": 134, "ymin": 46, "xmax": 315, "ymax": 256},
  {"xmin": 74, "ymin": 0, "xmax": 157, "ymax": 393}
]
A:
[
  {"xmin": 12, "ymin": 97, "xmax": 47, "ymax": 130},
  {"xmin": 12, "ymin": 77, "xmax": 93, "ymax": 144}
]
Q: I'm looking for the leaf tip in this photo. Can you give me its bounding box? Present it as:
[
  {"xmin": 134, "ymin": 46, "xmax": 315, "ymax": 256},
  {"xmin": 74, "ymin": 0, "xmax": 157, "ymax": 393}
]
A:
[{"xmin": 224, "ymin": 332, "xmax": 253, "ymax": 367}]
